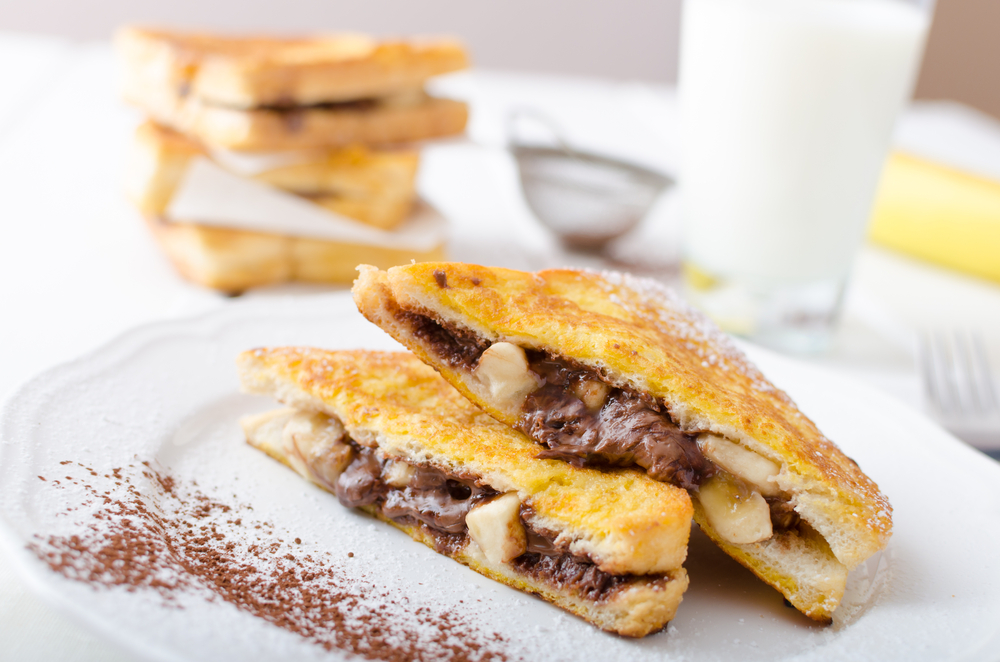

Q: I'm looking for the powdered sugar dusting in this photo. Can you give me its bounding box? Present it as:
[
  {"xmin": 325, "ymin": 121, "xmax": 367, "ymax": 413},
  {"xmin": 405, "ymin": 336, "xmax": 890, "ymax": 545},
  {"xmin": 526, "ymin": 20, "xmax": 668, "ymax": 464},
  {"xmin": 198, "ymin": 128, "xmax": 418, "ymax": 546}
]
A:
[{"xmin": 589, "ymin": 269, "xmax": 781, "ymax": 396}]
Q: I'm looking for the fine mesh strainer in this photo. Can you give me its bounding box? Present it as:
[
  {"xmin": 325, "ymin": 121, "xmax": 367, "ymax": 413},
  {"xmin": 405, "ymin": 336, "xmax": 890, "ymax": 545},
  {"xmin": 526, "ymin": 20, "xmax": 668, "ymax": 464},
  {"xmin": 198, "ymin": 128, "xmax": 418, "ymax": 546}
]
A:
[{"xmin": 508, "ymin": 109, "xmax": 673, "ymax": 251}]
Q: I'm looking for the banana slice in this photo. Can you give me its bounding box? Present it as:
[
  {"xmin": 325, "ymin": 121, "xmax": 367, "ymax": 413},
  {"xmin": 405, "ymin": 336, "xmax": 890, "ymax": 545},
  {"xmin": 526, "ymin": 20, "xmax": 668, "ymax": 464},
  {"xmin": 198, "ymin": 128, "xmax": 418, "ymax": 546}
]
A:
[
  {"xmin": 466, "ymin": 492, "xmax": 527, "ymax": 564},
  {"xmin": 283, "ymin": 410, "xmax": 352, "ymax": 491},
  {"xmin": 698, "ymin": 472, "xmax": 773, "ymax": 544},
  {"xmin": 382, "ymin": 459, "xmax": 416, "ymax": 488},
  {"xmin": 571, "ymin": 379, "xmax": 611, "ymax": 412},
  {"xmin": 698, "ymin": 433, "xmax": 781, "ymax": 497},
  {"xmin": 473, "ymin": 342, "xmax": 541, "ymax": 408}
]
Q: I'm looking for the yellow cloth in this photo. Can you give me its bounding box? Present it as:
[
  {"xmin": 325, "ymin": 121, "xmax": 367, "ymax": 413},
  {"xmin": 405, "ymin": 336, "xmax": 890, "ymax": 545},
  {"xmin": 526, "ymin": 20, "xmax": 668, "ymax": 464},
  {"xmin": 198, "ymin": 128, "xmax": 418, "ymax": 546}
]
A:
[{"xmin": 869, "ymin": 152, "xmax": 1000, "ymax": 283}]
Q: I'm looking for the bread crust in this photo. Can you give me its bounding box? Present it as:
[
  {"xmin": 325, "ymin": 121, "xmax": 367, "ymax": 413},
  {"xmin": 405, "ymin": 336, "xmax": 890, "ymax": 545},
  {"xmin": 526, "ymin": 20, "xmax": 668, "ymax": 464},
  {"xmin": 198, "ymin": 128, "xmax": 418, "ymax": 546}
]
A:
[
  {"xmin": 143, "ymin": 215, "xmax": 444, "ymax": 293},
  {"xmin": 693, "ymin": 505, "xmax": 846, "ymax": 623},
  {"xmin": 254, "ymin": 146, "xmax": 419, "ymax": 200},
  {"xmin": 305, "ymin": 194, "xmax": 413, "ymax": 230},
  {"xmin": 116, "ymin": 26, "xmax": 469, "ymax": 108},
  {"xmin": 126, "ymin": 121, "xmax": 202, "ymax": 216},
  {"xmin": 351, "ymin": 263, "xmax": 893, "ymax": 620},
  {"xmin": 128, "ymin": 120, "xmax": 419, "ymax": 229},
  {"xmin": 237, "ymin": 347, "xmax": 693, "ymax": 577}
]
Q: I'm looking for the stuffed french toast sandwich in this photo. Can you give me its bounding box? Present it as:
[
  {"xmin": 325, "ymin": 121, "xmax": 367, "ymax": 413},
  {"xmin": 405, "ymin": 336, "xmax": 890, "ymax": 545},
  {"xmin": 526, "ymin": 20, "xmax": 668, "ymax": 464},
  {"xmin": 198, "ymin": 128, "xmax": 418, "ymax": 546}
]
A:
[
  {"xmin": 352, "ymin": 262, "xmax": 893, "ymax": 623},
  {"xmin": 238, "ymin": 348, "xmax": 692, "ymax": 637}
]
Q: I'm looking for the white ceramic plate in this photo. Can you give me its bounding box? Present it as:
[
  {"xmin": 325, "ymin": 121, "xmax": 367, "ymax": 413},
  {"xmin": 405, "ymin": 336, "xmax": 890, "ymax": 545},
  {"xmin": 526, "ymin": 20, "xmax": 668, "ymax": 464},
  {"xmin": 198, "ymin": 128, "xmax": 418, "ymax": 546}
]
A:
[{"xmin": 2, "ymin": 293, "xmax": 999, "ymax": 662}]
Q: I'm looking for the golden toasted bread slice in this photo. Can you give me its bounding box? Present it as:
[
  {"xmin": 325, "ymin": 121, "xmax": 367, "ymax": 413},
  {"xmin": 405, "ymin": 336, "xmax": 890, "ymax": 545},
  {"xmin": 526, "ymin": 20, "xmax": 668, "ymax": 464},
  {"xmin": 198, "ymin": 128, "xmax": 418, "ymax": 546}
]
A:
[
  {"xmin": 352, "ymin": 263, "xmax": 893, "ymax": 623},
  {"xmin": 302, "ymin": 193, "xmax": 413, "ymax": 230},
  {"xmin": 128, "ymin": 121, "xmax": 418, "ymax": 229},
  {"xmin": 238, "ymin": 348, "xmax": 691, "ymax": 637},
  {"xmin": 142, "ymin": 214, "xmax": 445, "ymax": 293},
  {"xmin": 254, "ymin": 145, "xmax": 418, "ymax": 229},
  {"xmin": 116, "ymin": 26, "xmax": 468, "ymax": 109},
  {"xmin": 252, "ymin": 144, "xmax": 419, "ymax": 196},
  {"xmin": 126, "ymin": 121, "xmax": 203, "ymax": 217}
]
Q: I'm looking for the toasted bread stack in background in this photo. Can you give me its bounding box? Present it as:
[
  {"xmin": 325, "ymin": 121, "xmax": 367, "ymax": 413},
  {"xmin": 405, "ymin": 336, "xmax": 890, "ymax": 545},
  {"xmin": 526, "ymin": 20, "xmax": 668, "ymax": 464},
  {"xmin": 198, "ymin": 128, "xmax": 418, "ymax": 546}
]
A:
[{"xmin": 116, "ymin": 26, "xmax": 469, "ymax": 293}]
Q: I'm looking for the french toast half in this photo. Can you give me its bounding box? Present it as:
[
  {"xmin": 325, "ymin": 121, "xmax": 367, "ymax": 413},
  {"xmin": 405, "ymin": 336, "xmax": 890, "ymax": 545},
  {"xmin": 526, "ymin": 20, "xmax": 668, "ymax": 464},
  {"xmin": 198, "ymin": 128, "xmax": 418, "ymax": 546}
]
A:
[
  {"xmin": 116, "ymin": 26, "xmax": 470, "ymax": 151},
  {"xmin": 238, "ymin": 348, "xmax": 691, "ymax": 637},
  {"xmin": 116, "ymin": 26, "xmax": 469, "ymax": 108},
  {"xmin": 352, "ymin": 263, "xmax": 893, "ymax": 623}
]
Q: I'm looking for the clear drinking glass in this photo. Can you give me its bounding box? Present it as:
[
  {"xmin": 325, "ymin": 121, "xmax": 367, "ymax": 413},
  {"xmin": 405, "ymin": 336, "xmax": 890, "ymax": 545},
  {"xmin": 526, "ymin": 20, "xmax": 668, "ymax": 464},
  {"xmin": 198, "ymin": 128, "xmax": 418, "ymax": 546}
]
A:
[{"xmin": 678, "ymin": 0, "xmax": 935, "ymax": 353}]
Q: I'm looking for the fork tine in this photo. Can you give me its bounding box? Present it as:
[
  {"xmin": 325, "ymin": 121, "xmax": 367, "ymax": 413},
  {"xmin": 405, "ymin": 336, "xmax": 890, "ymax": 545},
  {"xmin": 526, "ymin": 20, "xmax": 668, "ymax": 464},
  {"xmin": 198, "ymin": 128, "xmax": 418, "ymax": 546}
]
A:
[
  {"xmin": 923, "ymin": 331, "xmax": 958, "ymax": 414},
  {"xmin": 970, "ymin": 333, "xmax": 998, "ymax": 414},
  {"xmin": 953, "ymin": 331, "xmax": 978, "ymax": 414},
  {"xmin": 918, "ymin": 331, "xmax": 944, "ymax": 413},
  {"xmin": 957, "ymin": 331, "xmax": 987, "ymax": 414},
  {"xmin": 919, "ymin": 329, "xmax": 1000, "ymax": 447},
  {"xmin": 937, "ymin": 331, "xmax": 963, "ymax": 414}
]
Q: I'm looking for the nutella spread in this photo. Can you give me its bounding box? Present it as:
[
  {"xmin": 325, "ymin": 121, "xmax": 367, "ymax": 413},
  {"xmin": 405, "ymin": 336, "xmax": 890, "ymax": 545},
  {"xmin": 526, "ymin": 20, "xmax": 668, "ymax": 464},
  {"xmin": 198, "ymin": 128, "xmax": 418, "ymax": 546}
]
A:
[
  {"xmin": 336, "ymin": 447, "xmax": 387, "ymax": 507},
  {"xmin": 263, "ymin": 97, "xmax": 380, "ymax": 113},
  {"xmin": 396, "ymin": 311, "xmax": 802, "ymax": 534},
  {"xmin": 396, "ymin": 311, "xmax": 487, "ymax": 369},
  {"xmin": 381, "ymin": 467, "xmax": 493, "ymax": 534},
  {"xmin": 336, "ymin": 445, "xmax": 494, "ymax": 533},
  {"xmin": 330, "ymin": 440, "xmax": 641, "ymax": 590},
  {"xmin": 395, "ymin": 311, "xmax": 711, "ymax": 490},
  {"xmin": 524, "ymin": 528, "xmax": 561, "ymax": 556},
  {"xmin": 519, "ymin": 354, "xmax": 711, "ymax": 491},
  {"xmin": 511, "ymin": 554, "xmax": 631, "ymax": 602},
  {"xmin": 522, "ymin": 385, "xmax": 710, "ymax": 492}
]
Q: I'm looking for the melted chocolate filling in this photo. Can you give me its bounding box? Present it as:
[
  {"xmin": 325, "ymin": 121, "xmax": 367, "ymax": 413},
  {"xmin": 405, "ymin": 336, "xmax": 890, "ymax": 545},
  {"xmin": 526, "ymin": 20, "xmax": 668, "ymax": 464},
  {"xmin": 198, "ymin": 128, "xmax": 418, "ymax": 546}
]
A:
[
  {"xmin": 395, "ymin": 311, "xmax": 488, "ymax": 369},
  {"xmin": 335, "ymin": 447, "xmax": 386, "ymax": 507},
  {"xmin": 333, "ymin": 443, "xmax": 639, "ymax": 598},
  {"xmin": 525, "ymin": 528, "xmax": 561, "ymax": 556},
  {"xmin": 258, "ymin": 97, "xmax": 380, "ymax": 113},
  {"xmin": 511, "ymin": 554, "xmax": 632, "ymax": 602},
  {"xmin": 336, "ymin": 445, "xmax": 494, "ymax": 534},
  {"xmin": 519, "ymin": 354, "xmax": 711, "ymax": 491},
  {"xmin": 395, "ymin": 311, "xmax": 801, "ymax": 533}
]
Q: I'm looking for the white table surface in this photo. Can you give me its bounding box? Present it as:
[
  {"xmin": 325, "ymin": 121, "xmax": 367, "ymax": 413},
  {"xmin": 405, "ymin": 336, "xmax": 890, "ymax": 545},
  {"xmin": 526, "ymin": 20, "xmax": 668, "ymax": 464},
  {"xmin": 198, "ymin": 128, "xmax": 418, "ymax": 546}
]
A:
[{"xmin": 1, "ymin": 32, "xmax": 998, "ymax": 661}]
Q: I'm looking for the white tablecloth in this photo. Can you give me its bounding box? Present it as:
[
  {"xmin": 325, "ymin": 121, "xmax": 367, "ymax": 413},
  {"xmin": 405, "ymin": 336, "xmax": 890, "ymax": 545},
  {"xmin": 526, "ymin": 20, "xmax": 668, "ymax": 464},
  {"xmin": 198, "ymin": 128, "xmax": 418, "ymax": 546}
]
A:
[{"xmin": 1, "ymin": 33, "xmax": 998, "ymax": 661}]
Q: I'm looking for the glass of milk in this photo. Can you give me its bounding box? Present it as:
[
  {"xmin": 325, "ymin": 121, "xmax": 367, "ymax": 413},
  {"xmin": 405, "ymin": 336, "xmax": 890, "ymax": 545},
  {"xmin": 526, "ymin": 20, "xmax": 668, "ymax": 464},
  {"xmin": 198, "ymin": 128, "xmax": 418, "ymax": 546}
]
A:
[{"xmin": 679, "ymin": 0, "xmax": 933, "ymax": 352}]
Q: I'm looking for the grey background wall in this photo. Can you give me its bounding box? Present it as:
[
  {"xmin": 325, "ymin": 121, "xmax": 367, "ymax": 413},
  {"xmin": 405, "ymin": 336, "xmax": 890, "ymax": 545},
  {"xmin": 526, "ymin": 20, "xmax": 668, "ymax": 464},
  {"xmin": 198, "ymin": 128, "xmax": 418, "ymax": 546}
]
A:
[
  {"xmin": 1, "ymin": 0, "xmax": 683, "ymax": 82},
  {"xmin": 3, "ymin": 0, "xmax": 997, "ymax": 119}
]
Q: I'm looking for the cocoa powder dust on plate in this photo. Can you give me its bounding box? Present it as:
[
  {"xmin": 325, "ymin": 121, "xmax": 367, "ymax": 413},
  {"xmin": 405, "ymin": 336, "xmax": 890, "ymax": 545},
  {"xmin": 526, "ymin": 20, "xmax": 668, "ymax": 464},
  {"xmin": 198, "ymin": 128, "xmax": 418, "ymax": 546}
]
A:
[{"xmin": 29, "ymin": 461, "xmax": 510, "ymax": 662}]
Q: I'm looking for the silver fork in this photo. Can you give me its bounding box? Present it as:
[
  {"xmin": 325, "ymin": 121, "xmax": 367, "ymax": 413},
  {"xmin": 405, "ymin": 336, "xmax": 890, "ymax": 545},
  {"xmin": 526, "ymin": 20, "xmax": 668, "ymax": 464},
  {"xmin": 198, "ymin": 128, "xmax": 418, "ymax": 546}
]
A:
[{"xmin": 918, "ymin": 330, "xmax": 1000, "ymax": 453}]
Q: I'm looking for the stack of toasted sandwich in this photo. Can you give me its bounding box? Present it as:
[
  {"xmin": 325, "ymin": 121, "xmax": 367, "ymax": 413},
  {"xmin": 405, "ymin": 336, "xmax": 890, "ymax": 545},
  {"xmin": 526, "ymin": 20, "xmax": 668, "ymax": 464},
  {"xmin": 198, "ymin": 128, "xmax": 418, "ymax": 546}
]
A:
[
  {"xmin": 116, "ymin": 27, "xmax": 469, "ymax": 292},
  {"xmin": 237, "ymin": 263, "xmax": 893, "ymax": 637}
]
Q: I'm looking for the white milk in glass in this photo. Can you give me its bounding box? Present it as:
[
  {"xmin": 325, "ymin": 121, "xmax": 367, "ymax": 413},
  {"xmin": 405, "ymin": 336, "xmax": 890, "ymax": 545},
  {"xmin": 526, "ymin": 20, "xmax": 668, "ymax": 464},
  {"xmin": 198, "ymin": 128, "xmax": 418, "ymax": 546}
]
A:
[{"xmin": 679, "ymin": 0, "xmax": 930, "ymax": 349}]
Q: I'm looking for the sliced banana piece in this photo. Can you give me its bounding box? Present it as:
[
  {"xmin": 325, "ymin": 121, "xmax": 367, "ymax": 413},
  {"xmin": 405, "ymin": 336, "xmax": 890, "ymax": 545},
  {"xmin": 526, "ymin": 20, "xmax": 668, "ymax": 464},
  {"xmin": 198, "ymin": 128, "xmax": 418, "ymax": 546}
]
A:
[
  {"xmin": 473, "ymin": 342, "xmax": 541, "ymax": 408},
  {"xmin": 382, "ymin": 459, "xmax": 416, "ymax": 488},
  {"xmin": 465, "ymin": 492, "xmax": 527, "ymax": 565},
  {"xmin": 570, "ymin": 378, "xmax": 611, "ymax": 412},
  {"xmin": 698, "ymin": 433, "xmax": 781, "ymax": 497},
  {"xmin": 698, "ymin": 472, "xmax": 773, "ymax": 545},
  {"xmin": 283, "ymin": 410, "xmax": 352, "ymax": 491}
]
